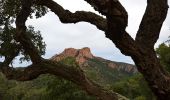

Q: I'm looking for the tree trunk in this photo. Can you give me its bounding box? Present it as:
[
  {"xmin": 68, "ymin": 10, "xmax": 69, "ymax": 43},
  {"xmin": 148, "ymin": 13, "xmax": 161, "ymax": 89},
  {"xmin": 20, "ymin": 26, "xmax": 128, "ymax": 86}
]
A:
[{"xmin": 132, "ymin": 50, "xmax": 170, "ymax": 100}]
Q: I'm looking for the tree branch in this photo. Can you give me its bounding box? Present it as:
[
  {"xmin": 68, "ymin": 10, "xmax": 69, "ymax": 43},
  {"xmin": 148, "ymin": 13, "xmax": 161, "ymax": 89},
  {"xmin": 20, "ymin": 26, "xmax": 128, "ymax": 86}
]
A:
[
  {"xmin": 83, "ymin": 0, "xmax": 119, "ymax": 15},
  {"xmin": 0, "ymin": 59, "xmax": 120, "ymax": 100},
  {"xmin": 37, "ymin": 0, "xmax": 141, "ymax": 57},
  {"xmin": 36, "ymin": 0, "xmax": 107, "ymax": 31},
  {"xmin": 15, "ymin": 0, "xmax": 42, "ymax": 64},
  {"xmin": 136, "ymin": 0, "xmax": 169, "ymax": 49},
  {"xmin": 84, "ymin": 0, "xmax": 141, "ymax": 56}
]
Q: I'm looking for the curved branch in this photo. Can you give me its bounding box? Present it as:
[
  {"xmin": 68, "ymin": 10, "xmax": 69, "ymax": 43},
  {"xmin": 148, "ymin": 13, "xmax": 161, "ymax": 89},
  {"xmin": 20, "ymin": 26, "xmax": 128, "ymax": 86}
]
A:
[
  {"xmin": 36, "ymin": 0, "xmax": 107, "ymax": 31},
  {"xmin": 83, "ymin": 0, "xmax": 119, "ymax": 15},
  {"xmin": 37, "ymin": 0, "xmax": 140, "ymax": 57},
  {"xmin": 15, "ymin": 0, "xmax": 42, "ymax": 64},
  {"xmin": 136, "ymin": 0, "xmax": 169, "ymax": 49},
  {"xmin": 0, "ymin": 60, "xmax": 120, "ymax": 100},
  {"xmin": 84, "ymin": 0, "xmax": 140, "ymax": 56}
]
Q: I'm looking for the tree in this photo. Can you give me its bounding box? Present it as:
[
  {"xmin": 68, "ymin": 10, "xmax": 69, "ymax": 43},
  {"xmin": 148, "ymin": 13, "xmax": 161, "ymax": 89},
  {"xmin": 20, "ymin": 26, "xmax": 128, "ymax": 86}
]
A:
[
  {"xmin": 0, "ymin": 0, "xmax": 169, "ymax": 100},
  {"xmin": 0, "ymin": 0, "xmax": 46, "ymax": 66},
  {"xmin": 156, "ymin": 39, "xmax": 170, "ymax": 72}
]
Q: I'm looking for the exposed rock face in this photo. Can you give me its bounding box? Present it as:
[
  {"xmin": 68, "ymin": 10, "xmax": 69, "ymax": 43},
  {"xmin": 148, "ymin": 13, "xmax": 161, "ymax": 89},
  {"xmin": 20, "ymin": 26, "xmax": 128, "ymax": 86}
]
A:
[
  {"xmin": 95, "ymin": 57, "xmax": 138, "ymax": 74},
  {"xmin": 51, "ymin": 47, "xmax": 94, "ymax": 65},
  {"xmin": 51, "ymin": 47, "xmax": 137, "ymax": 74},
  {"xmin": 108, "ymin": 62, "xmax": 138, "ymax": 74}
]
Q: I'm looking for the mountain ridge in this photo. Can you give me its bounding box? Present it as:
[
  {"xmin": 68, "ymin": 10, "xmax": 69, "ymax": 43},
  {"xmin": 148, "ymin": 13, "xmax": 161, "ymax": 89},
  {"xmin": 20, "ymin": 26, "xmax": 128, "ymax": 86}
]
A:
[{"xmin": 51, "ymin": 47, "xmax": 137, "ymax": 74}]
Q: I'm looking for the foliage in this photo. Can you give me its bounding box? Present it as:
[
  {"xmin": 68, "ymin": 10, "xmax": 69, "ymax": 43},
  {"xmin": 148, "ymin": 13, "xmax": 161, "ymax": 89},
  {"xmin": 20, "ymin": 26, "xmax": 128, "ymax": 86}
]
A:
[
  {"xmin": 0, "ymin": 56, "xmax": 160, "ymax": 100},
  {"xmin": 19, "ymin": 26, "xmax": 46, "ymax": 62},
  {"xmin": 46, "ymin": 75, "xmax": 96, "ymax": 100},
  {"xmin": 0, "ymin": 0, "xmax": 47, "ymax": 63},
  {"xmin": 0, "ymin": 0, "xmax": 48, "ymax": 24},
  {"xmin": 60, "ymin": 58, "xmax": 156, "ymax": 100},
  {"xmin": 110, "ymin": 74, "xmax": 156, "ymax": 100},
  {"xmin": 59, "ymin": 57, "xmax": 78, "ymax": 67},
  {"xmin": 0, "ymin": 73, "xmax": 96, "ymax": 100},
  {"xmin": 156, "ymin": 42, "xmax": 170, "ymax": 72},
  {"xmin": 84, "ymin": 58, "xmax": 134, "ymax": 86},
  {"xmin": 0, "ymin": 24, "xmax": 46, "ymax": 63}
]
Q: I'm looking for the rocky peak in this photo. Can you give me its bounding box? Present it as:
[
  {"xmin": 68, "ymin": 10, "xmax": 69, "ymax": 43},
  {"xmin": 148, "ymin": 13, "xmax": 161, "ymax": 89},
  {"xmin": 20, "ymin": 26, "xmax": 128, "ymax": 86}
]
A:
[
  {"xmin": 51, "ymin": 47, "xmax": 137, "ymax": 74},
  {"xmin": 51, "ymin": 47, "xmax": 94, "ymax": 64}
]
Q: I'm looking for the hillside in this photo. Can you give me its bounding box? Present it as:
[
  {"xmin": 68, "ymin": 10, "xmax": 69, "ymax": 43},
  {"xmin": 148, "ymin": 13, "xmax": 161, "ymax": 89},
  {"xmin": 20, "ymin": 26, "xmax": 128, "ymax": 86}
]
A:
[{"xmin": 51, "ymin": 47, "xmax": 137, "ymax": 85}]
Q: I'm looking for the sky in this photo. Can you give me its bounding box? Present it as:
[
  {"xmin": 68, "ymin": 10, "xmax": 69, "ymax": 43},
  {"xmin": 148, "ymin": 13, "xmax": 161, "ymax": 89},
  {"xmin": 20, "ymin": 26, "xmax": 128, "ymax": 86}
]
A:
[{"xmin": 2, "ymin": 0, "xmax": 170, "ymax": 66}]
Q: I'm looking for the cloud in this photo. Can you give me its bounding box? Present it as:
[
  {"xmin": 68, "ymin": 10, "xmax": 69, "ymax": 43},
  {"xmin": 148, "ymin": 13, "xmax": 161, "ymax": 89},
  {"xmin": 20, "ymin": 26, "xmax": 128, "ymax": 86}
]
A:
[
  {"xmin": 121, "ymin": 0, "xmax": 147, "ymax": 38},
  {"xmin": 12, "ymin": 0, "xmax": 170, "ymax": 66},
  {"xmin": 53, "ymin": 0, "xmax": 96, "ymax": 12},
  {"xmin": 26, "ymin": 14, "xmax": 134, "ymax": 65}
]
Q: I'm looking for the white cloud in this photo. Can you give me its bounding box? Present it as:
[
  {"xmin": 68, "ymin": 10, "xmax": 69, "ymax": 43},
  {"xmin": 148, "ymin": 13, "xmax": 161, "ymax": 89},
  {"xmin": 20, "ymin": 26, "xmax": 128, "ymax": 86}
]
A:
[
  {"xmin": 12, "ymin": 0, "xmax": 170, "ymax": 66},
  {"xmin": 121, "ymin": 0, "xmax": 147, "ymax": 38},
  {"xmin": 54, "ymin": 0, "xmax": 96, "ymax": 12}
]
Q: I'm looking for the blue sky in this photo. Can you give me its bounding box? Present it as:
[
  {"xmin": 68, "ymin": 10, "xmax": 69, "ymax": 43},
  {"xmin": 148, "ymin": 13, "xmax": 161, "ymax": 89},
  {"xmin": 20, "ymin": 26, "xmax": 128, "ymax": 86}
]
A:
[{"xmin": 1, "ymin": 0, "xmax": 170, "ymax": 67}]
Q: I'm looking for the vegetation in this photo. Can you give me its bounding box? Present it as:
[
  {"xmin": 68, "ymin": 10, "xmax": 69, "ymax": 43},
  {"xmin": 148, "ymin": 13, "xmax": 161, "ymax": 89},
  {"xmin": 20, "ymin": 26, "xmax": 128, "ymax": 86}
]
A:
[
  {"xmin": 0, "ymin": 0, "xmax": 47, "ymax": 64},
  {"xmin": 84, "ymin": 58, "xmax": 135, "ymax": 85},
  {"xmin": 156, "ymin": 42, "xmax": 170, "ymax": 72},
  {"xmin": 111, "ymin": 74, "xmax": 155, "ymax": 100},
  {"xmin": 0, "ymin": 25, "xmax": 46, "ymax": 63},
  {"xmin": 0, "ymin": 56, "xmax": 159, "ymax": 100},
  {"xmin": 1, "ymin": 40, "xmax": 170, "ymax": 100},
  {"xmin": 0, "ymin": 73, "xmax": 96, "ymax": 100}
]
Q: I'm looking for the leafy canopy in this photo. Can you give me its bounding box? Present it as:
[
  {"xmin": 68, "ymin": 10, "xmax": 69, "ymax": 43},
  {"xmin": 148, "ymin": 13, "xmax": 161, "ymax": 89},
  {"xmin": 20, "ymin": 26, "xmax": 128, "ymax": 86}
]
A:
[
  {"xmin": 156, "ymin": 38, "xmax": 170, "ymax": 72},
  {"xmin": 0, "ymin": 0, "xmax": 48, "ymax": 63}
]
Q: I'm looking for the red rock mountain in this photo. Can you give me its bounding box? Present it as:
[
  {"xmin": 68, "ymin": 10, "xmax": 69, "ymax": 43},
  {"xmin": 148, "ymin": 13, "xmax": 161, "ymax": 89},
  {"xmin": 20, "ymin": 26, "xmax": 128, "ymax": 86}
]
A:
[
  {"xmin": 51, "ymin": 47, "xmax": 138, "ymax": 74},
  {"xmin": 51, "ymin": 47, "xmax": 94, "ymax": 65}
]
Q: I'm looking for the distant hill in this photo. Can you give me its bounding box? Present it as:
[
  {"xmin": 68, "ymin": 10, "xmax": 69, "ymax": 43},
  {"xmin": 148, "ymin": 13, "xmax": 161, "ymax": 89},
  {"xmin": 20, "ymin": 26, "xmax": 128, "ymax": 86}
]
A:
[{"xmin": 51, "ymin": 47, "xmax": 138, "ymax": 85}]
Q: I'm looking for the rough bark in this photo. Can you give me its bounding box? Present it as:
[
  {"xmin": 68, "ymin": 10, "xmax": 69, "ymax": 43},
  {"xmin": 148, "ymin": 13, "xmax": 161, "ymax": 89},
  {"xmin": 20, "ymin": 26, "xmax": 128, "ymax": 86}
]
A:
[
  {"xmin": 0, "ymin": 60, "xmax": 119, "ymax": 100},
  {"xmin": 36, "ymin": 0, "xmax": 107, "ymax": 31},
  {"xmin": 15, "ymin": 0, "xmax": 42, "ymax": 64},
  {"xmin": 0, "ymin": 0, "xmax": 170, "ymax": 100}
]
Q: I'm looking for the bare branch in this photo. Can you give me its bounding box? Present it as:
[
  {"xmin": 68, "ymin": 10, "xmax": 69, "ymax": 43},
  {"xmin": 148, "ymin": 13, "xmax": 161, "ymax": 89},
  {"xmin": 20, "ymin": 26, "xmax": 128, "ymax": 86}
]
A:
[
  {"xmin": 136, "ymin": 0, "xmax": 169, "ymax": 49},
  {"xmin": 0, "ymin": 60, "xmax": 119, "ymax": 100},
  {"xmin": 84, "ymin": 0, "xmax": 140, "ymax": 56},
  {"xmin": 36, "ymin": 0, "xmax": 107, "ymax": 31},
  {"xmin": 37, "ymin": 0, "xmax": 141, "ymax": 57}
]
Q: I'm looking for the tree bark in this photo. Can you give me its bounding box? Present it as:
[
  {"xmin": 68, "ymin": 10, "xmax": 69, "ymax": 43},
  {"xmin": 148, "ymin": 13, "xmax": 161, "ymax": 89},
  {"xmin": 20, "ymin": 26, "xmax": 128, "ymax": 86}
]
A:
[
  {"xmin": 15, "ymin": 0, "xmax": 42, "ymax": 64},
  {"xmin": 0, "ymin": 60, "xmax": 120, "ymax": 100}
]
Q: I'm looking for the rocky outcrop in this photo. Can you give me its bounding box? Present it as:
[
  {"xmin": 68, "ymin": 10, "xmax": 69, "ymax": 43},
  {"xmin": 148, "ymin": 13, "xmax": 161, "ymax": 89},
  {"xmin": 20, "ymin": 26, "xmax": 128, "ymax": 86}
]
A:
[
  {"xmin": 51, "ymin": 47, "xmax": 137, "ymax": 74},
  {"xmin": 95, "ymin": 57, "xmax": 138, "ymax": 74},
  {"xmin": 108, "ymin": 62, "xmax": 138, "ymax": 74},
  {"xmin": 51, "ymin": 47, "xmax": 94, "ymax": 65}
]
